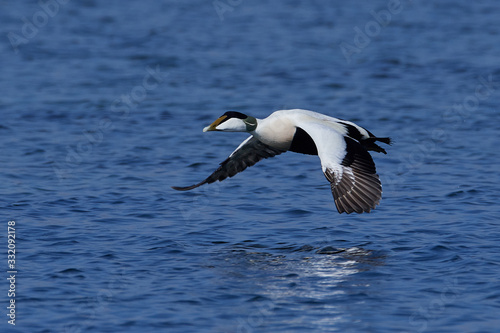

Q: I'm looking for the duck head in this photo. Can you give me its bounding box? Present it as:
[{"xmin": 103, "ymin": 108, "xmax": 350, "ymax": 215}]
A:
[{"xmin": 203, "ymin": 111, "xmax": 257, "ymax": 132}]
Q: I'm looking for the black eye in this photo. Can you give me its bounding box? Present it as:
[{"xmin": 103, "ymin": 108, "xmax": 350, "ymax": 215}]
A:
[{"xmin": 223, "ymin": 111, "xmax": 247, "ymax": 119}]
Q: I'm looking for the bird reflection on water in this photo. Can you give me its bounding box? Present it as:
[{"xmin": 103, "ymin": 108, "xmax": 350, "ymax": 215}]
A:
[{"xmin": 207, "ymin": 243, "xmax": 386, "ymax": 331}]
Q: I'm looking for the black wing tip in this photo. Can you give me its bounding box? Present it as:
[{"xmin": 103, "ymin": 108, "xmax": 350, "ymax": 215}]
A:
[
  {"xmin": 171, "ymin": 185, "xmax": 190, "ymax": 191},
  {"xmin": 171, "ymin": 184, "xmax": 203, "ymax": 191}
]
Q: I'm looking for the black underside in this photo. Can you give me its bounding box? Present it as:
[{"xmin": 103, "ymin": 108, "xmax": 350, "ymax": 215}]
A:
[
  {"xmin": 341, "ymin": 137, "xmax": 377, "ymax": 174},
  {"xmin": 289, "ymin": 127, "xmax": 318, "ymax": 155}
]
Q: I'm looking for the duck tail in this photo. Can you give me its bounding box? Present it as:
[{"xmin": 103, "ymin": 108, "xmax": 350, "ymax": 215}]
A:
[{"xmin": 361, "ymin": 137, "xmax": 392, "ymax": 154}]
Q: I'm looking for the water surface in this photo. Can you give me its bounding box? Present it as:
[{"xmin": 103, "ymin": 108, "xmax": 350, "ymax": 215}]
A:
[{"xmin": 1, "ymin": 1, "xmax": 500, "ymax": 332}]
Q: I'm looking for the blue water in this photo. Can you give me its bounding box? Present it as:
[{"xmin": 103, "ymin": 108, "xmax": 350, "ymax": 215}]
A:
[{"xmin": 2, "ymin": 1, "xmax": 500, "ymax": 332}]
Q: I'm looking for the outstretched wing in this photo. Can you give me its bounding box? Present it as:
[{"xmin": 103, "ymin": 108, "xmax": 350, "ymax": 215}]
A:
[
  {"xmin": 172, "ymin": 136, "xmax": 285, "ymax": 191},
  {"xmin": 298, "ymin": 122, "xmax": 382, "ymax": 214}
]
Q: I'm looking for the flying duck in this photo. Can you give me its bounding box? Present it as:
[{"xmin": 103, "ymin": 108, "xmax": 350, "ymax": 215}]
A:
[{"xmin": 172, "ymin": 109, "xmax": 391, "ymax": 214}]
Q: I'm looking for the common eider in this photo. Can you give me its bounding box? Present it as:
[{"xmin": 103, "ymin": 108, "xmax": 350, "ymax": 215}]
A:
[{"xmin": 172, "ymin": 109, "xmax": 391, "ymax": 214}]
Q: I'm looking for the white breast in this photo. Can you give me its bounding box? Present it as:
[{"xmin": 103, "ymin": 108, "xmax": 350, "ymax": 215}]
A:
[
  {"xmin": 252, "ymin": 109, "xmax": 357, "ymax": 151},
  {"xmin": 252, "ymin": 114, "xmax": 296, "ymax": 150}
]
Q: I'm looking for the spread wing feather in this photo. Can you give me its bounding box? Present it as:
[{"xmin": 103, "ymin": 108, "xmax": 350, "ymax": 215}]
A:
[
  {"xmin": 298, "ymin": 122, "xmax": 382, "ymax": 214},
  {"xmin": 172, "ymin": 136, "xmax": 285, "ymax": 191}
]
